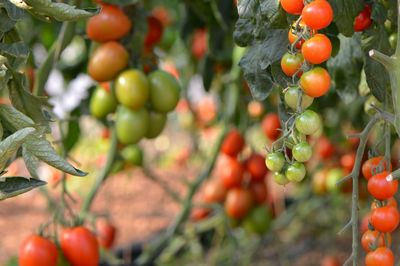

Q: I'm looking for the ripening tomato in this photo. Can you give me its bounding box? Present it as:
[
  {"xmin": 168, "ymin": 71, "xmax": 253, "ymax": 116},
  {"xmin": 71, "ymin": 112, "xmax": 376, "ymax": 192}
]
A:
[
  {"xmin": 280, "ymin": 0, "xmax": 304, "ymax": 15},
  {"xmin": 219, "ymin": 157, "xmax": 244, "ymax": 189},
  {"xmin": 116, "ymin": 106, "xmax": 149, "ymax": 145},
  {"xmin": 146, "ymin": 111, "xmax": 167, "ymax": 139},
  {"xmin": 354, "ymin": 5, "xmax": 372, "ymax": 32},
  {"xmin": 365, "ymin": 247, "xmax": 394, "ymax": 266},
  {"xmin": 300, "ymin": 67, "xmax": 331, "ymax": 97},
  {"xmin": 295, "ymin": 110, "xmax": 321, "ymax": 135},
  {"xmin": 192, "ymin": 29, "xmax": 208, "ymax": 60},
  {"xmin": 292, "ymin": 142, "xmax": 313, "ymax": 162},
  {"xmin": 221, "ymin": 129, "xmax": 245, "ymax": 157},
  {"xmin": 203, "ymin": 179, "xmax": 227, "ymax": 203},
  {"xmin": 96, "ymin": 219, "xmax": 116, "ymax": 249},
  {"xmin": 249, "ymin": 181, "xmax": 267, "ymax": 204},
  {"xmin": 302, "ymin": 0, "xmax": 333, "ymax": 30},
  {"xmin": 262, "ymin": 113, "xmax": 281, "ymax": 141},
  {"xmin": 86, "ymin": 4, "xmax": 132, "ymax": 42},
  {"xmin": 312, "ymin": 168, "xmax": 329, "ymax": 194},
  {"xmin": 149, "ymin": 70, "xmax": 180, "ymax": 113},
  {"xmin": 88, "ymin": 42, "xmax": 128, "ymax": 82},
  {"xmin": 224, "ymin": 188, "xmax": 253, "ymax": 219},
  {"xmin": 247, "ymin": 100, "xmax": 264, "ymax": 118},
  {"xmin": 265, "ymin": 152, "xmax": 285, "ymax": 172},
  {"xmin": 361, "ymin": 230, "xmax": 391, "ymax": 252},
  {"xmin": 315, "ymin": 136, "xmax": 335, "ymax": 159},
  {"xmin": 190, "ymin": 207, "xmax": 210, "ymax": 221},
  {"xmin": 61, "ymin": 227, "xmax": 99, "ymax": 266},
  {"xmin": 281, "ymin": 52, "xmax": 304, "ymax": 77},
  {"xmin": 246, "ymin": 153, "xmax": 268, "ymax": 181},
  {"xmin": 19, "ymin": 235, "xmax": 58, "ymax": 266},
  {"xmin": 340, "ymin": 152, "xmax": 356, "ymax": 173},
  {"xmin": 115, "ymin": 69, "xmax": 150, "ymax": 110},
  {"xmin": 284, "ymin": 87, "xmax": 314, "ymax": 110},
  {"xmin": 368, "ymin": 171, "xmax": 398, "ymax": 201},
  {"xmin": 362, "ymin": 156, "xmax": 392, "ymax": 180},
  {"xmin": 288, "ymin": 21, "xmax": 306, "ymax": 49},
  {"xmin": 371, "ymin": 206, "xmax": 400, "ymax": 233},
  {"xmin": 90, "ymin": 85, "xmax": 117, "ymax": 119},
  {"xmin": 144, "ymin": 16, "xmax": 163, "ymax": 48},
  {"xmin": 301, "ymin": 34, "xmax": 332, "ymax": 64}
]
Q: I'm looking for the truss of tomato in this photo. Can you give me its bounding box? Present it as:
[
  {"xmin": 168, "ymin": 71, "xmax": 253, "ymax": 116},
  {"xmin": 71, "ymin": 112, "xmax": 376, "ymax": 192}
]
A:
[
  {"xmin": 19, "ymin": 235, "xmax": 58, "ymax": 266},
  {"xmin": 219, "ymin": 156, "xmax": 244, "ymax": 189},
  {"xmin": 86, "ymin": 4, "xmax": 132, "ymax": 42},
  {"xmin": 96, "ymin": 219, "xmax": 117, "ymax": 249},
  {"xmin": 301, "ymin": 0, "xmax": 334, "ymax": 30},
  {"xmin": 192, "ymin": 28, "xmax": 208, "ymax": 60},
  {"xmin": 368, "ymin": 171, "xmax": 398, "ymax": 201},
  {"xmin": 354, "ymin": 5, "xmax": 372, "ymax": 32},
  {"xmin": 370, "ymin": 206, "xmax": 400, "ymax": 233},
  {"xmin": 280, "ymin": 0, "xmax": 304, "ymax": 15},
  {"xmin": 221, "ymin": 129, "xmax": 245, "ymax": 157},
  {"xmin": 365, "ymin": 247, "xmax": 394, "ymax": 266},
  {"xmin": 224, "ymin": 188, "xmax": 253, "ymax": 219},
  {"xmin": 144, "ymin": 16, "xmax": 164, "ymax": 48},
  {"xmin": 361, "ymin": 230, "xmax": 391, "ymax": 252},
  {"xmin": 362, "ymin": 156, "xmax": 392, "ymax": 180},
  {"xmin": 281, "ymin": 52, "xmax": 303, "ymax": 77},
  {"xmin": 300, "ymin": 67, "xmax": 331, "ymax": 98},
  {"xmin": 261, "ymin": 113, "xmax": 281, "ymax": 141},
  {"xmin": 301, "ymin": 34, "xmax": 332, "ymax": 64}
]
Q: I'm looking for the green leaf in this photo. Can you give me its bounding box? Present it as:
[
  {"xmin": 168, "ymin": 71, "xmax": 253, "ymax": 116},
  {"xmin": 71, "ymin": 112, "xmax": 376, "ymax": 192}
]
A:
[
  {"xmin": 329, "ymin": 0, "xmax": 364, "ymax": 37},
  {"xmin": 0, "ymin": 104, "xmax": 34, "ymax": 131},
  {"xmin": 270, "ymin": 61, "xmax": 290, "ymax": 88},
  {"xmin": 0, "ymin": 176, "xmax": 46, "ymax": 200},
  {"xmin": 237, "ymin": 0, "xmax": 258, "ymax": 19},
  {"xmin": 2, "ymin": 1, "xmax": 25, "ymax": 20},
  {"xmin": 0, "ymin": 9, "xmax": 17, "ymax": 32},
  {"xmin": 63, "ymin": 109, "xmax": 81, "ymax": 152},
  {"xmin": 22, "ymin": 146, "xmax": 39, "ymax": 179},
  {"xmin": 0, "ymin": 41, "xmax": 29, "ymax": 58},
  {"xmin": 234, "ymin": 18, "xmax": 255, "ymax": 47},
  {"xmin": 260, "ymin": 0, "xmax": 287, "ymax": 29}
]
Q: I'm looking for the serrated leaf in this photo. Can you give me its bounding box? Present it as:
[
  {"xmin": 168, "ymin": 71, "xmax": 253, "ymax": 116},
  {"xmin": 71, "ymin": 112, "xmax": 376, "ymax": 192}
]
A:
[
  {"xmin": 237, "ymin": 0, "xmax": 258, "ymax": 19},
  {"xmin": 329, "ymin": 0, "xmax": 364, "ymax": 37},
  {"xmin": 0, "ymin": 42, "xmax": 29, "ymax": 58},
  {"xmin": 22, "ymin": 146, "xmax": 39, "ymax": 179},
  {"xmin": 0, "ymin": 176, "xmax": 46, "ymax": 200},
  {"xmin": 0, "ymin": 104, "xmax": 34, "ymax": 131}
]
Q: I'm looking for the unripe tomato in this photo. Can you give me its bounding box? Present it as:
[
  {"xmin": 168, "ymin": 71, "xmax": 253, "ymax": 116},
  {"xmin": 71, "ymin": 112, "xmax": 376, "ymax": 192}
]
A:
[
  {"xmin": 312, "ymin": 168, "xmax": 329, "ymax": 194},
  {"xmin": 295, "ymin": 110, "xmax": 321, "ymax": 135},
  {"xmin": 365, "ymin": 247, "xmax": 394, "ymax": 266},
  {"xmin": 19, "ymin": 235, "xmax": 58, "ymax": 266},
  {"xmin": 340, "ymin": 152, "xmax": 356, "ymax": 173},
  {"xmin": 280, "ymin": 0, "xmax": 304, "ymax": 15},
  {"xmin": 60, "ymin": 227, "xmax": 99, "ymax": 266},
  {"xmin": 221, "ymin": 129, "xmax": 245, "ymax": 157},
  {"xmin": 246, "ymin": 153, "xmax": 268, "ymax": 181},
  {"xmin": 145, "ymin": 16, "xmax": 163, "ymax": 48},
  {"xmin": 302, "ymin": 0, "xmax": 333, "ymax": 30},
  {"xmin": 219, "ymin": 157, "xmax": 244, "ymax": 189},
  {"xmin": 354, "ymin": 5, "xmax": 372, "ymax": 32},
  {"xmin": 115, "ymin": 69, "xmax": 150, "ymax": 110},
  {"xmin": 292, "ymin": 142, "xmax": 313, "ymax": 162},
  {"xmin": 89, "ymin": 85, "xmax": 117, "ymax": 119},
  {"xmin": 146, "ymin": 111, "xmax": 167, "ymax": 139},
  {"xmin": 148, "ymin": 70, "xmax": 180, "ymax": 113},
  {"xmin": 281, "ymin": 52, "xmax": 303, "ymax": 77},
  {"xmin": 286, "ymin": 162, "xmax": 306, "ymax": 182},
  {"xmin": 88, "ymin": 42, "xmax": 128, "ymax": 82},
  {"xmin": 242, "ymin": 206, "xmax": 272, "ymax": 235},
  {"xmin": 192, "ymin": 29, "xmax": 208, "ymax": 60},
  {"xmin": 301, "ymin": 34, "xmax": 332, "ymax": 64},
  {"xmin": 273, "ymin": 172, "xmax": 289, "ymax": 185},
  {"xmin": 315, "ymin": 136, "xmax": 335, "ymax": 159},
  {"xmin": 120, "ymin": 144, "xmax": 143, "ymax": 166},
  {"xmin": 86, "ymin": 4, "xmax": 132, "ymax": 42},
  {"xmin": 261, "ymin": 113, "xmax": 281, "ymax": 140},
  {"xmin": 265, "ymin": 152, "xmax": 285, "ymax": 172},
  {"xmin": 361, "ymin": 230, "xmax": 391, "ymax": 252},
  {"xmin": 300, "ymin": 67, "xmax": 331, "ymax": 97},
  {"xmin": 284, "ymin": 87, "xmax": 314, "ymax": 110},
  {"xmin": 249, "ymin": 181, "xmax": 267, "ymax": 204},
  {"xmin": 371, "ymin": 206, "xmax": 400, "ymax": 233},
  {"xmin": 362, "ymin": 156, "xmax": 392, "ymax": 180},
  {"xmin": 326, "ymin": 168, "xmax": 344, "ymax": 193},
  {"xmin": 224, "ymin": 188, "xmax": 253, "ymax": 219},
  {"xmin": 116, "ymin": 106, "xmax": 149, "ymax": 145},
  {"xmin": 368, "ymin": 171, "xmax": 398, "ymax": 201},
  {"xmin": 96, "ymin": 219, "xmax": 116, "ymax": 249},
  {"xmin": 203, "ymin": 179, "xmax": 227, "ymax": 203}
]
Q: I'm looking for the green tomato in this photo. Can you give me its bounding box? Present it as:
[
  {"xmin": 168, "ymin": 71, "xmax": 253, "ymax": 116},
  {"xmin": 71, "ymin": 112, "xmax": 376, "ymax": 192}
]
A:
[
  {"xmin": 326, "ymin": 168, "xmax": 344, "ymax": 193},
  {"xmin": 286, "ymin": 162, "xmax": 306, "ymax": 183},
  {"xmin": 146, "ymin": 111, "xmax": 167, "ymax": 139},
  {"xmin": 284, "ymin": 87, "xmax": 314, "ymax": 110},
  {"xmin": 115, "ymin": 69, "xmax": 150, "ymax": 110},
  {"xmin": 242, "ymin": 206, "xmax": 272, "ymax": 235},
  {"xmin": 389, "ymin": 33, "xmax": 397, "ymax": 50},
  {"xmin": 295, "ymin": 110, "xmax": 321, "ymax": 135},
  {"xmin": 120, "ymin": 144, "xmax": 143, "ymax": 166},
  {"xmin": 292, "ymin": 142, "xmax": 313, "ymax": 162},
  {"xmin": 285, "ymin": 132, "xmax": 306, "ymax": 149},
  {"xmin": 148, "ymin": 70, "xmax": 180, "ymax": 113},
  {"xmin": 115, "ymin": 106, "xmax": 149, "ymax": 145},
  {"xmin": 89, "ymin": 86, "xmax": 117, "ymax": 119},
  {"xmin": 265, "ymin": 152, "xmax": 285, "ymax": 172},
  {"xmin": 273, "ymin": 172, "xmax": 289, "ymax": 186}
]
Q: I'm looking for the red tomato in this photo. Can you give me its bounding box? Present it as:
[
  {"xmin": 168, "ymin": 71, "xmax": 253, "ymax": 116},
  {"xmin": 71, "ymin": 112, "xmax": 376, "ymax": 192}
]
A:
[
  {"xmin": 96, "ymin": 219, "xmax": 116, "ymax": 249},
  {"xmin": 315, "ymin": 136, "xmax": 335, "ymax": 159},
  {"xmin": 321, "ymin": 255, "xmax": 341, "ymax": 266},
  {"xmin": 144, "ymin": 16, "xmax": 163, "ymax": 48},
  {"xmin": 221, "ymin": 129, "xmax": 245, "ymax": 157},
  {"xmin": 365, "ymin": 247, "xmax": 394, "ymax": 266},
  {"xmin": 360, "ymin": 213, "xmax": 371, "ymax": 234},
  {"xmin": 261, "ymin": 113, "xmax": 281, "ymax": 141},
  {"xmin": 340, "ymin": 152, "xmax": 356, "ymax": 173},
  {"xmin": 203, "ymin": 179, "xmax": 227, "ymax": 203},
  {"xmin": 301, "ymin": 34, "xmax": 332, "ymax": 64},
  {"xmin": 219, "ymin": 157, "xmax": 244, "ymax": 189},
  {"xmin": 19, "ymin": 235, "xmax": 58, "ymax": 266},
  {"xmin": 246, "ymin": 153, "xmax": 268, "ymax": 181},
  {"xmin": 224, "ymin": 188, "xmax": 253, "ymax": 219},
  {"xmin": 300, "ymin": 67, "xmax": 331, "ymax": 97},
  {"xmin": 192, "ymin": 29, "xmax": 208, "ymax": 60},
  {"xmin": 371, "ymin": 206, "xmax": 400, "ymax": 233},
  {"xmin": 361, "ymin": 230, "xmax": 391, "ymax": 252},
  {"xmin": 371, "ymin": 198, "xmax": 398, "ymax": 210},
  {"xmin": 191, "ymin": 207, "xmax": 210, "ymax": 221},
  {"xmin": 249, "ymin": 181, "xmax": 267, "ymax": 204},
  {"xmin": 302, "ymin": 0, "xmax": 333, "ymax": 30},
  {"xmin": 288, "ymin": 21, "xmax": 307, "ymax": 49},
  {"xmin": 354, "ymin": 5, "xmax": 372, "ymax": 32},
  {"xmin": 280, "ymin": 0, "xmax": 304, "ymax": 15},
  {"xmin": 86, "ymin": 4, "xmax": 132, "ymax": 42},
  {"xmin": 368, "ymin": 171, "xmax": 398, "ymax": 201},
  {"xmin": 362, "ymin": 156, "xmax": 392, "ymax": 180},
  {"xmin": 61, "ymin": 226, "xmax": 99, "ymax": 266},
  {"xmin": 151, "ymin": 6, "xmax": 171, "ymax": 27}
]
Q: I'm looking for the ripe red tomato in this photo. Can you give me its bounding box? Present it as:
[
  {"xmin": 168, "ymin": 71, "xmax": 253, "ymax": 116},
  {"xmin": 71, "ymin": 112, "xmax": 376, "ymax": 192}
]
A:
[
  {"xmin": 221, "ymin": 129, "xmax": 245, "ymax": 157},
  {"xmin": 86, "ymin": 4, "xmax": 132, "ymax": 42},
  {"xmin": 315, "ymin": 136, "xmax": 335, "ymax": 159},
  {"xmin": 219, "ymin": 156, "xmax": 244, "ymax": 189},
  {"xmin": 96, "ymin": 219, "xmax": 116, "ymax": 249},
  {"xmin": 300, "ymin": 67, "xmax": 331, "ymax": 97},
  {"xmin": 340, "ymin": 152, "xmax": 356, "ymax": 173},
  {"xmin": 144, "ymin": 16, "xmax": 163, "ymax": 48},
  {"xmin": 360, "ymin": 213, "xmax": 371, "ymax": 234},
  {"xmin": 368, "ymin": 171, "xmax": 398, "ymax": 201},
  {"xmin": 371, "ymin": 206, "xmax": 400, "ymax": 233},
  {"xmin": 192, "ymin": 29, "xmax": 208, "ymax": 60},
  {"xmin": 19, "ymin": 235, "xmax": 58, "ymax": 266},
  {"xmin": 224, "ymin": 188, "xmax": 253, "ymax": 219},
  {"xmin": 281, "ymin": 52, "xmax": 303, "ymax": 77},
  {"xmin": 321, "ymin": 255, "xmax": 341, "ymax": 266},
  {"xmin": 301, "ymin": 0, "xmax": 333, "ymax": 30},
  {"xmin": 203, "ymin": 179, "xmax": 227, "ymax": 203},
  {"xmin": 249, "ymin": 181, "xmax": 267, "ymax": 204},
  {"xmin": 361, "ymin": 230, "xmax": 391, "ymax": 252},
  {"xmin": 261, "ymin": 113, "xmax": 281, "ymax": 141},
  {"xmin": 61, "ymin": 226, "xmax": 99, "ymax": 266},
  {"xmin": 246, "ymin": 153, "xmax": 268, "ymax": 181},
  {"xmin": 191, "ymin": 207, "xmax": 210, "ymax": 221},
  {"xmin": 280, "ymin": 0, "xmax": 304, "ymax": 15},
  {"xmin": 354, "ymin": 5, "xmax": 372, "ymax": 32},
  {"xmin": 301, "ymin": 34, "xmax": 332, "ymax": 64},
  {"xmin": 371, "ymin": 198, "xmax": 398, "ymax": 210},
  {"xmin": 365, "ymin": 247, "xmax": 394, "ymax": 266},
  {"xmin": 362, "ymin": 156, "xmax": 392, "ymax": 180}
]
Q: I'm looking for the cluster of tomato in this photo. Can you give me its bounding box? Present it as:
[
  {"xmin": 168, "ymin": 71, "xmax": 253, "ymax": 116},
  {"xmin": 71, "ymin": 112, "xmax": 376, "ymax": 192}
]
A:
[
  {"xmin": 19, "ymin": 219, "xmax": 116, "ymax": 266},
  {"xmin": 191, "ymin": 129, "xmax": 272, "ymax": 235}
]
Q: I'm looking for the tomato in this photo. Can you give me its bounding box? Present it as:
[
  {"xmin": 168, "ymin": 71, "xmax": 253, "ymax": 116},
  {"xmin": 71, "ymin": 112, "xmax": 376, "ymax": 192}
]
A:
[
  {"xmin": 88, "ymin": 42, "xmax": 128, "ymax": 82},
  {"xmin": 120, "ymin": 144, "xmax": 143, "ymax": 166},
  {"xmin": 315, "ymin": 136, "xmax": 335, "ymax": 159},
  {"xmin": 221, "ymin": 129, "xmax": 245, "ymax": 157},
  {"xmin": 96, "ymin": 219, "xmax": 116, "ymax": 249},
  {"xmin": 326, "ymin": 168, "xmax": 344, "ymax": 192},
  {"xmin": 247, "ymin": 100, "xmax": 264, "ymax": 118},
  {"xmin": 242, "ymin": 206, "xmax": 272, "ymax": 235},
  {"xmin": 371, "ymin": 206, "xmax": 400, "ymax": 233},
  {"xmin": 389, "ymin": 33, "xmax": 397, "ymax": 49},
  {"xmin": 292, "ymin": 142, "xmax": 313, "ymax": 162},
  {"xmin": 281, "ymin": 52, "xmax": 303, "ymax": 77},
  {"xmin": 288, "ymin": 21, "xmax": 306, "ymax": 49},
  {"xmin": 321, "ymin": 256, "xmax": 341, "ymax": 266},
  {"xmin": 286, "ymin": 162, "xmax": 306, "ymax": 182},
  {"xmin": 273, "ymin": 172, "xmax": 289, "ymax": 185},
  {"xmin": 284, "ymin": 87, "xmax": 314, "ymax": 111},
  {"xmin": 265, "ymin": 152, "xmax": 285, "ymax": 172},
  {"xmin": 192, "ymin": 29, "xmax": 208, "ymax": 60},
  {"xmin": 90, "ymin": 85, "xmax": 117, "ymax": 119},
  {"xmin": 361, "ymin": 230, "xmax": 391, "ymax": 252},
  {"xmin": 354, "ymin": 5, "xmax": 372, "ymax": 32},
  {"xmin": 115, "ymin": 69, "xmax": 150, "ymax": 110},
  {"xmin": 145, "ymin": 111, "xmax": 167, "ymax": 139},
  {"xmin": 368, "ymin": 172, "xmax": 398, "ymax": 200},
  {"xmin": 86, "ymin": 4, "xmax": 132, "ymax": 42},
  {"xmin": 203, "ymin": 179, "xmax": 227, "ymax": 203},
  {"xmin": 19, "ymin": 235, "xmax": 58, "ymax": 266},
  {"xmin": 148, "ymin": 70, "xmax": 180, "ymax": 113},
  {"xmin": 224, "ymin": 188, "xmax": 253, "ymax": 219},
  {"xmin": 295, "ymin": 110, "xmax": 321, "ymax": 135},
  {"xmin": 300, "ymin": 67, "xmax": 331, "ymax": 97},
  {"xmin": 190, "ymin": 207, "xmax": 210, "ymax": 221},
  {"xmin": 312, "ymin": 168, "xmax": 329, "ymax": 194},
  {"xmin": 116, "ymin": 106, "xmax": 149, "ymax": 145},
  {"xmin": 152, "ymin": 6, "xmax": 171, "ymax": 27},
  {"xmin": 362, "ymin": 156, "xmax": 392, "ymax": 180},
  {"xmin": 246, "ymin": 153, "xmax": 268, "ymax": 181},
  {"xmin": 261, "ymin": 113, "xmax": 281, "ymax": 140},
  {"xmin": 301, "ymin": 34, "xmax": 332, "ymax": 64},
  {"xmin": 219, "ymin": 156, "xmax": 244, "ymax": 189},
  {"xmin": 365, "ymin": 247, "xmax": 394, "ymax": 266},
  {"xmin": 340, "ymin": 152, "xmax": 356, "ymax": 173},
  {"xmin": 301, "ymin": 0, "xmax": 333, "ymax": 30},
  {"xmin": 280, "ymin": 0, "xmax": 304, "ymax": 15},
  {"xmin": 372, "ymin": 198, "xmax": 398, "ymax": 210},
  {"xmin": 249, "ymin": 181, "xmax": 267, "ymax": 204},
  {"xmin": 144, "ymin": 16, "xmax": 163, "ymax": 48},
  {"xmin": 60, "ymin": 227, "xmax": 99, "ymax": 266},
  {"xmin": 196, "ymin": 95, "xmax": 217, "ymax": 124}
]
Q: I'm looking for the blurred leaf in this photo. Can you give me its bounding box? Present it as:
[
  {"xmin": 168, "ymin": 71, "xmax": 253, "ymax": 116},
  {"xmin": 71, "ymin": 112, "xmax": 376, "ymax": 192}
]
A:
[
  {"xmin": 260, "ymin": 0, "xmax": 287, "ymax": 29},
  {"xmin": 0, "ymin": 9, "xmax": 16, "ymax": 32},
  {"xmin": 0, "ymin": 176, "xmax": 46, "ymax": 200},
  {"xmin": 371, "ymin": 2, "xmax": 387, "ymax": 24},
  {"xmin": 329, "ymin": 0, "xmax": 364, "ymax": 37},
  {"xmin": 63, "ymin": 109, "xmax": 81, "ymax": 152},
  {"xmin": 0, "ymin": 41, "xmax": 29, "ymax": 58},
  {"xmin": 201, "ymin": 55, "xmax": 214, "ymax": 91},
  {"xmin": 0, "ymin": 104, "xmax": 34, "ymax": 131},
  {"xmin": 4, "ymin": 256, "xmax": 18, "ymax": 266},
  {"xmin": 2, "ymin": 0, "xmax": 25, "ymax": 20},
  {"xmin": 22, "ymin": 146, "xmax": 39, "ymax": 179}
]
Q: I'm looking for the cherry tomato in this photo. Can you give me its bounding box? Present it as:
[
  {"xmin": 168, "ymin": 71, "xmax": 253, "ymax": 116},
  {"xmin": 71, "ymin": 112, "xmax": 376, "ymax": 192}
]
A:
[
  {"xmin": 61, "ymin": 226, "xmax": 99, "ymax": 266},
  {"xmin": 312, "ymin": 168, "xmax": 329, "ymax": 194},
  {"xmin": 362, "ymin": 156, "xmax": 392, "ymax": 180},
  {"xmin": 286, "ymin": 162, "xmax": 306, "ymax": 182},
  {"xmin": 115, "ymin": 106, "xmax": 149, "ymax": 145},
  {"xmin": 354, "ymin": 5, "xmax": 372, "ymax": 32},
  {"xmin": 192, "ymin": 29, "xmax": 208, "ymax": 60},
  {"xmin": 144, "ymin": 16, "xmax": 163, "ymax": 48},
  {"xmin": 361, "ymin": 230, "xmax": 391, "ymax": 252},
  {"xmin": 302, "ymin": 0, "xmax": 333, "ymax": 30},
  {"xmin": 315, "ymin": 136, "xmax": 335, "ymax": 159},
  {"xmin": 295, "ymin": 110, "xmax": 321, "ymax": 135},
  {"xmin": 371, "ymin": 198, "xmax": 398, "ymax": 210},
  {"xmin": 203, "ymin": 179, "xmax": 227, "ymax": 203},
  {"xmin": 96, "ymin": 219, "xmax": 116, "ymax": 249},
  {"xmin": 148, "ymin": 70, "xmax": 180, "ymax": 113},
  {"xmin": 301, "ymin": 34, "xmax": 332, "ymax": 64},
  {"xmin": 371, "ymin": 206, "xmax": 400, "ymax": 233},
  {"xmin": 246, "ymin": 153, "xmax": 268, "ymax": 181},
  {"xmin": 261, "ymin": 113, "xmax": 281, "ymax": 141},
  {"xmin": 365, "ymin": 247, "xmax": 394, "ymax": 266},
  {"xmin": 265, "ymin": 152, "xmax": 285, "ymax": 172},
  {"xmin": 90, "ymin": 85, "xmax": 117, "ymax": 119},
  {"xmin": 273, "ymin": 172, "xmax": 290, "ymax": 185},
  {"xmin": 120, "ymin": 144, "xmax": 143, "ymax": 166},
  {"xmin": 281, "ymin": 52, "xmax": 303, "ymax": 77},
  {"xmin": 288, "ymin": 21, "xmax": 306, "ymax": 49},
  {"xmin": 146, "ymin": 111, "xmax": 167, "ymax": 139},
  {"xmin": 326, "ymin": 168, "xmax": 344, "ymax": 193},
  {"xmin": 340, "ymin": 152, "xmax": 356, "ymax": 173},
  {"xmin": 19, "ymin": 235, "xmax": 58, "ymax": 266},
  {"xmin": 292, "ymin": 142, "xmax": 313, "ymax": 162},
  {"xmin": 242, "ymin": 206, "xmax": 272, "ymax": 235},
  {"xmin": 280, "ymin": 0, "xmax": 304, "ymax": 15},
  {"xmin": 115, "ymin": 69, "xmax": 150, "ymax": 110},
  {"xmin": 368, "ymin": 172, "xmax": 398, "ymax": 201},
  {"xmin": 88, "ymin": 42, "xmax": 128, "ymax": 82},
  {"xmin": 221, "ymin": 129, "xmax": 245, "ymax": 157},
  {"xmin": 190, "ymin": 207, "xmax": 210, "ymax": 221},
  {"xmin": 284, "ymin": 87, "xmax": 314, "ymax": 110},
  {"xmin": 224, "ymin": 188, "xmax": 253, "ymax": 219},
  {"xmin": 247, "ymin": 100, "xmax": 264, "ymax": 118},
  {"xmin": 86, "ymin": 4, "xmax": 132, "ymax": 42},
  {"xmin": 219, "ymin": 156, "xmax": 244, "ymax": 189},
  {"xmin": 249, "ymin": 181, "xmax": 267, "ymax": 204},
  {"xmin": 321, "ymin": 256, "xmax": 341, "ymax": 266},
  {"xmin": 300, "ymin": 67, "xmax": 331, "ymax": 98}
]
